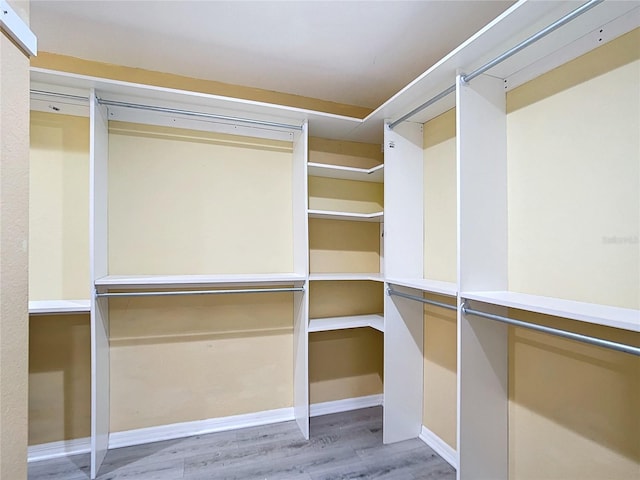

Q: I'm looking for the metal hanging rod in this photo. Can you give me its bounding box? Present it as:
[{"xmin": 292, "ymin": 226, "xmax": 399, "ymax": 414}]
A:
[
  {"xmin": 388, "ymin": 0, "xmax": 604, "ymax": 130},
  {"xmin": 30, "ymin": 89, "xmax": 89, "ymax": 102},
  {"xmin": 387, "ymin": 288, "xmax": 457, "ymax": 312},
  {"xmin": 96, "ymin": 286, "xmax": 305, "ymax": 298},
  {"xmin": 462, "ymin": 303, "xmax": 640, "ymax": 357},
  {"xmin": 96, "ymin": 98, "xmax": 303, "ymax": 132}
]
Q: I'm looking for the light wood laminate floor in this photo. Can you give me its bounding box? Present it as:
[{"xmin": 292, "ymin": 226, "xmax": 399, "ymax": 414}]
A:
[{"xmin": 28, "ymin": 407, "xmax": 456, "ymax": 480}]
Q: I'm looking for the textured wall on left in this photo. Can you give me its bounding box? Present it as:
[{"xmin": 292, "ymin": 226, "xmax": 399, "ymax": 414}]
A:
[{"xmin": 0, "ymin": 1, "xmax": 30, "ymax": 478}]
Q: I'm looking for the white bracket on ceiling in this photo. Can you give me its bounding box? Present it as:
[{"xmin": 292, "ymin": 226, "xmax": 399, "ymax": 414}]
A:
[{"xmin": 0, "ymin": 0, "xmax": 37, "ymax": 56}]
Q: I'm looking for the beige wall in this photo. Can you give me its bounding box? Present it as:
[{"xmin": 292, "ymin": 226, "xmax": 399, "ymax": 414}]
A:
[
  {"xmin": 29, "ymin": 314, "xmax": 91, "ymax": 444},
  {"xmin": 507, "ymin": 28, "xmax": 640, "ymax": 309},
  {"xmin": 32, "ymin": 52, "xmax": 372, "ymax": 120},
  {"xmin": 308, "ymin": 177, "xmax": 383, "ymax": 214},
  {"xmin": 309, "ymin": 219, "xmax": 381, "ymax": 274},
  {"xmin": 422, "ymin": 294, "xmax": 457, "ymax": 449},
  {"xmin": 506, "ymin": 29, "xmax": 640, "ymax": 479},
  {"xmin": 108, "ymin": 122, "xmax": 294, "ymax": 275},
  {"xmin": 0, "ymin": 0, "xmax": 30, "ymax": 477},
  {"xmin": 423, "ymin": 108, "xmax": 456, "ymax": 283},
  {"xmin": 109, "ymin": 292, "xmax": 293, "ymax": 431},
  {"xmin": 30, "ymin": 111, "xmax": 89, "ymax": 300},
  {"xmin": 308, "ymin": 136, "xmax": 383, "ymax": 169}
]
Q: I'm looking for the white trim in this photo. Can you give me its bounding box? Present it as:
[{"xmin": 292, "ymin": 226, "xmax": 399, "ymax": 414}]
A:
[
  {"xmin": 310, "ymin": 394, "xmax": 383, "ymax": 418},
  {"xmin": 419, "ymin": 425, "xmax": 458, "ymax": 469},
  {"xmin": 0, "ymin": 0, "xmax": 37, "ymax": 56},
  {"xmin": 28, "ymin": 396, "xmax": 383, "ymax": 461},
  {"xmin": 28, "ymin": 437, "xmax": 91, "ymax": 462},
  {"xmin": 108, "ymin": 406, "xmax": 294, "ymax": 450}
]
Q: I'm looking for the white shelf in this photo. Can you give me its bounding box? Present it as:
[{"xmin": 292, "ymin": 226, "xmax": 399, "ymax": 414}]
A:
[
  {"xmin": 386, "ymin": 278, "xmax": 457, "ymax": 297},
  {"xmin": 308, "ymin": 162, "xmax": 384, "ymax": 183},
  {"xmin": 308, "ymin": 209, "xmax": 383, "ymax": 222},
  {"xmin": 309, "ymin": 314, "xmax": 384, "ymax": 333},
  {"xmin": 309, "ymin": 273, "xmax": 384, "ymax": 282},
  {"xmin": 95, "ymin": 273, "xmax": 307, "ymax": 290},
  {"xmin": 29, "ymin": 300, "xmax": 91, "ymax": 315},
  {"xmin": 462, "ymin": 290, "xmax": 640, "ymax": 333}
]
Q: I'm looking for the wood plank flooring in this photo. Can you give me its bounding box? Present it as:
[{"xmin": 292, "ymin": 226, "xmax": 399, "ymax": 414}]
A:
[{"xmin": 28, "ymin": 407, "xmax": 456, "ymax": 480}]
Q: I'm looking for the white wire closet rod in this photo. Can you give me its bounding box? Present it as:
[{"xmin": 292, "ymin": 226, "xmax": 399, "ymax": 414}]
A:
[
  {"xmin": 388, "ymin": 0, "xmax": 604, "ymax": 129},
  {"xmin": 462, "ymin": 303, "xmax": 640, "ymax": 357},
  {"xmin": 96, "ymin": 98, "xmax": 304, "ymax": 131},
  {"xmin": 387, "ymin": 287, "xmax": 457, "ymax": 312},
  {"xmin": 96, "ymin": 286, "xmax": 305, "ymax": 298},
  {"xmin": 30, "ymin": 89, "xmax": 89, "ymax": 102}
]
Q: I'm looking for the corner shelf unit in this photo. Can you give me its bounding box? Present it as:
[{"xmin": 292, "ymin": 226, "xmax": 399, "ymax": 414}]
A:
[
  {"xmin": 309, "ymin": 314, "xmax": 384, "ymax": 333},
  {"xmin": 307, "ymin": 162, "xmax": 384, "ymax": 183},
  {"xmin": 308, "ymin": 209, "xmax": 383, "ymax": 222}
]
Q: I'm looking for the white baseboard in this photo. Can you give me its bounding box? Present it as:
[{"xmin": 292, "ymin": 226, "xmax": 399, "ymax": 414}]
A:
[
  {"xmin": 28, "ymin": 437, "xmax": 91, "ymax": 462},
  {"xmin": 28, "ymin": 395, "xmax": 383, "ymax": 463},
  {"xmin": 109, "ymin": 406, "xmax": 295, "ymax": 450},
  {"xmin": 310, "ymin": 394, "xmax": 383, "ymax": 417},
  {"xmin": 419, "ymin": 425, "xmax": 458, "ymax": 469}
]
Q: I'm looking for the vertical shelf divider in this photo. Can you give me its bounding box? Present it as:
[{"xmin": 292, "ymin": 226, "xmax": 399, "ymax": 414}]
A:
[
  {"xmin": 383, "ymin": 121, "xmax": 424, "ymax": 444},
  {"xmin": 456, "ymin": 73, "xmax": 508, "ymax": 480},
  {"xmin": 90, "ymin": 90, "xmax": 110, "ymax": 479},
  {"xmin": 293, "ymin": 121, "xmax": 310, "ymax": 439}
]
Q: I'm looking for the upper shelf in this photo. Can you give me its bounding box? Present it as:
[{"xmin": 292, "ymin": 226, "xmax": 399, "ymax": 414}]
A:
[
  {"xmin": 308, "ymin": 210, "xmax": 384, "ymax": 223},
  {"xmin": 309, "ymin": 273, "xmax": 384, "ymax": 282},
  {"xmin": 29, "ymin": 299, "xmax": 91, "ymax": 315},
  {"xmin": 308, "ymin": 163, "xmax": 384, "ymax": 183},
  {"xmin": 309, "ymin": 314, "xmax": 384, "ymax": 333},
  {"xmin": 462, "ymin": 290, "xmax": 640, "ymax": 333},
  {"xmin": 95, "ymin": 273, "xmax": 307, "ymax": 290},
  {"xmin": 386, "ymin": 278, "xmax": 457, "ymax": 297}
]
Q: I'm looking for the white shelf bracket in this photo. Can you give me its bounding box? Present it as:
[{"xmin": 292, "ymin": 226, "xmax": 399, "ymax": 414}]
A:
[{"xmin": 0, "ymin": 0, "xmax": 37, "ymax": 56}]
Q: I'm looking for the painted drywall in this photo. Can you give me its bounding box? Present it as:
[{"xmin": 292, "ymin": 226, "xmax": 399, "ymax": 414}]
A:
[
  {"xmin": 507, "ymin": 28, "xmax": 640, "ymax": 310},
  {"xmin": 29, "ymin": 111, "xmax": 90, "ymax": 300},
  {"xmin": 108, "ymin": 121, "xmax": 294, "ymax": 275},
  {"xmin": 422, "ymin": 294, "xmax": 457, "ymax": 450},
  {"xmin": 423, "ymin": 108, "xmax": 456, "ymax": 283},
  {"xmin": 309, "ymin": 219, "xmax": 381, "ymax": 274},
  {"xmin": 0, "ymin": 0, "xmax": 30, "ymax": 477},
  {"xmin": 29, "ymin": 314, "xmax": 91, "ymax": 444},
  {"xmin": 508, "ymin": 310, "xmax": 640, "ymax": 479},
  {"xmin": 506, "ymin": 29, "xmax": 640, "ymax": 479},
  {"xmin": 31, "ymin": 52, "xmax": 373, "ymax": 119},
  {"xmin": 308, "ymin": 137, "xmax": 383, "ymax": 169},
  {"xmin": 308, "ymin": 176, "xmax": 383, "ymax": 214},
  {"xmin": 109, "ymin": 292, "xmax": 293, "ymax": 431}
]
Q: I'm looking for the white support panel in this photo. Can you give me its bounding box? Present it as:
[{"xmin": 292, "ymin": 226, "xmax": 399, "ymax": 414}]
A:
[
  {"xmin": 458, "ymin": 306, "xmax": 508, "ymax": 480},
  {"xmin": 90, "ymin": 294, "xmax": 109, "ymax": 480},
  {"xmin": 456, "ymin": 73, "xmax": 508, "ymax": 480},
  {"xmin": 90, "ymin": 92, "xmax": 110, "ymax": 479},
  {"xmin": 462, "ymin": 291, "xmax": 640, "ymax": 333},
  {"xmin": 292, "ymin": 122, "xmax": 310, "ymax": 277},
  {"xmin": 308, "ymin": 162, "xmax": 384, "ymax": 183},
  {"xmin": 386, "ymin": 278, "xmax": 457, "ymax": 297},
  {"xmin": 95, "ymin": 273, "xmax": 307, "ymax": 290},
  {"xmin": 293, "ymin": 289, "xmax": 309, "ymax": 439},
  {"xmin": 456, "ymin": 74, "xmax": 507, "ymax": 293},
  {"xmin": 308, "ymin": 209, "xmax": 383, "ymax": 222},
  {"xmin": 383, "ymin": 285, "xmax": 424, "ymax": 444},
  {"xmin": 309, "ymin": 314, "xmax": 384, "ymax": 333},
  {"xmin": 383, "ymin": 121, "xmax": 424, "ymax": 279},
  {"xmin": 308, "ymin": 273, "xmax": 383, "ymax": 282},
  {"xmin": 0, "ymin": 0, "xmax": 36, "ymax": 56},
  {"xmin": 29, "ymin": 300, "xmax": 91, "ymax": 315}
]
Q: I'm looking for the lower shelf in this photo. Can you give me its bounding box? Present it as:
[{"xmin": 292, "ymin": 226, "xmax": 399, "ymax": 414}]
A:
[
  {"xmin": 29, "ymin": 299, "xmax": 91, "ymax": 315},
  {"xmin": 309, "ymin": 314, "xmax": 384, "ymax": 333}
]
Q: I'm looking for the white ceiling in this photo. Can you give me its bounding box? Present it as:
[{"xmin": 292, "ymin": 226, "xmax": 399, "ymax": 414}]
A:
[{"xmin": 30, "ymin": 1, "xmax": 515, "ymax": 110}]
